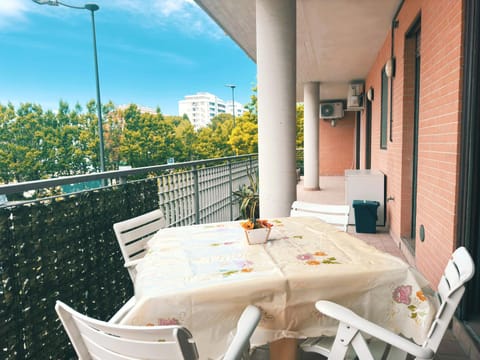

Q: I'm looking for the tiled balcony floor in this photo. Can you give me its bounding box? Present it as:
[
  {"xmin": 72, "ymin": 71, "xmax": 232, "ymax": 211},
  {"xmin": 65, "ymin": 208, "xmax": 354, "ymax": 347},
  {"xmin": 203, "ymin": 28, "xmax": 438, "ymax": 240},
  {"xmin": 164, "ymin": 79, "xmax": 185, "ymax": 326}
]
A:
[
  {"xmin": 282, "ymin": 176, "xmax": 471, "ymax": 360},
  {"xmin": 296, "ymin": 176, "xmax": 406, "ymax": 259}
]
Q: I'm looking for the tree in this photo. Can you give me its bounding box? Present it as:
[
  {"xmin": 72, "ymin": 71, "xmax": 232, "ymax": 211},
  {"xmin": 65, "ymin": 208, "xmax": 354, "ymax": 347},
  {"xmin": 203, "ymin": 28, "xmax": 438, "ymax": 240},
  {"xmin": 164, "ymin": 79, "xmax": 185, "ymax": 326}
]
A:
[
  {"xmin": 244, "ymin": 86, "xmax": 257, "ymax": 115},
  {"xmin": 119, "ymin": 105, "xmax": 176, "ymax": 167},
  {"xmin": 54, "ymin": 101, "xmax": 92, "ymax": 176},
  {"xmin": 164, "ymin": 115, "xmax": 196, "ymax": 162},
  {"xmin": 296, "ymin": 103, "xmax": 304, "ymax": 148},
  {"xmin": 227, "ymin": 86, "xmax": 259, "ymax": 155},
  {"xmin": 192, "ymin": 113, "xmax": 234, "ymax": 159},
  {"xmin": 0, "ymin": 99, "xmax": 114, "ymax": 183},
  {"xmin": 0, "ymin": 85, "xmax": 274, "ymax": 183},
  {"xmin": 104, "ymin": 103, "xmax": 126, "ymax": 169},
  {"xmin": 0, "ymin": 103, "xmax": 17, "ymax": 182},
  {"xmin": 84, "ymin": 99, "xmax": 112, "ymax": 172},
  {"xmin": 7, "ymin": 103, "xmax": 50, "ymax": 181},
  {"xmin": 229, "ymin": 115, "xmax": 258, "ymax": 155}
]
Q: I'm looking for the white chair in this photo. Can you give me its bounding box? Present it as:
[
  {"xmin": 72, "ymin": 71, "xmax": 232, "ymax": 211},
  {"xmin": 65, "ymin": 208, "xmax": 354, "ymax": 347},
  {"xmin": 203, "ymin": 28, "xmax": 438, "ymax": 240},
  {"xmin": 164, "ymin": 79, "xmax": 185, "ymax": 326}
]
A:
[
  {"xmin": 290, "ymin": 201, "xmax": 350, "ymax": 232},
  {"xmin": 301, "ymin": 246, "xmax": 475, "ymax": 359},
  {"xmin": 113, "ymin": 209, "xmax": 166, "ymax": 281},
  {"xmin": 56, "ymin": 300, "xmax": 261, "ymax": 360}
]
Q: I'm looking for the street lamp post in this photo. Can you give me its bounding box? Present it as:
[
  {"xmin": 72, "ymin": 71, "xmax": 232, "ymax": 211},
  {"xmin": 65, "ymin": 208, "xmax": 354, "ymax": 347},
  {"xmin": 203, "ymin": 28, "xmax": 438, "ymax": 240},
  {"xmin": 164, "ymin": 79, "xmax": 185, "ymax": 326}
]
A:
[
  {"xmin": 225, "ymin": 84, "xmax": 236, "ymax": 128},
  {"xmin": 33, "ymin": 0, "xmax": 106, "ymax": 173}
]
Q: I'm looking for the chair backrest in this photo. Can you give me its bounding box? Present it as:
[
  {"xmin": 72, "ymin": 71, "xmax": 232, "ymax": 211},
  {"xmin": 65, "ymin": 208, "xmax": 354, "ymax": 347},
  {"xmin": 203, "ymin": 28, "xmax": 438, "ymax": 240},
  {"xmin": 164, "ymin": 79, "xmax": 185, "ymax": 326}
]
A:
[
  {"xmin": 290, "ymin": 201, "xmax": 350, "ymax": 231},
  {"xmin": 55, "ymin": 300, "xmax": 199, "ymax": 360},
  {"xmin": 423, "ymin": 246, "xmax": 475, "ymax": 353},
  {"xmin": 113, "ymin": 209, "xmax": 166, "ymax": 280}
]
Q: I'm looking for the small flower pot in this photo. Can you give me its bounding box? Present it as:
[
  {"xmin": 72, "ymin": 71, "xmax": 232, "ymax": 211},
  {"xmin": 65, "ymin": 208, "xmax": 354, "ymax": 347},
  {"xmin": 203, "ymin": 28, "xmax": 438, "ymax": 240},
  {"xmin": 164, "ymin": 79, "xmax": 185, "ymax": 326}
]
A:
[{"xmin": 244, "ymin": 227, "xmax": 271, "ymax": 245}]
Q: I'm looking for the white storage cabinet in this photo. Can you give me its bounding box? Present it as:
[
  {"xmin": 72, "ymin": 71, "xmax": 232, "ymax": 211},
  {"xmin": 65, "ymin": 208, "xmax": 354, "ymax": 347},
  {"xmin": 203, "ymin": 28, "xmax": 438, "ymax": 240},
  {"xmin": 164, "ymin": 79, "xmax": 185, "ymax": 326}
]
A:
[{"xmin": 345, "ymin": 170, "xmax": 385, "ymax": 226}]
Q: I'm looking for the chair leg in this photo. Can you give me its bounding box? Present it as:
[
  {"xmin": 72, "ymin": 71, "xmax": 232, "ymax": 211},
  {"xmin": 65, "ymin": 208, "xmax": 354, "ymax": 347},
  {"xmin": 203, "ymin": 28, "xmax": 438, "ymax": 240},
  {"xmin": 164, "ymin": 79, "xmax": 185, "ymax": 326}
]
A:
[
  {"xmin": 350, "ymin": 333, "xmax": 375, "ymax": 360},
  {"xmin": 328, "ymin": 322, "xmax": 375, "ymax": 360}
]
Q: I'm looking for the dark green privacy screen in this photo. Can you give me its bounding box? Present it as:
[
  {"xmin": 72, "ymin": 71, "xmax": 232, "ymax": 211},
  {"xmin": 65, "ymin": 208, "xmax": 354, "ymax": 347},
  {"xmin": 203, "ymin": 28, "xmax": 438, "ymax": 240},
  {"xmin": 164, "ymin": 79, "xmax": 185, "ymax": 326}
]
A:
[{"xmin": 0, "ymin": 179, "xmax": 158, "ymax": 359}]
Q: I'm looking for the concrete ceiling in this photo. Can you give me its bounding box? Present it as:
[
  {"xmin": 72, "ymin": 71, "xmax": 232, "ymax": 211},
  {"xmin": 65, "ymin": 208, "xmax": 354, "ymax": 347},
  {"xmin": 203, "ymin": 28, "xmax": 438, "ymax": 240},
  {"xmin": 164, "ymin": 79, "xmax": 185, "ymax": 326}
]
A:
[{"xmin": 195, "ymin": 0, "xmax": 401, "ymax": 102}]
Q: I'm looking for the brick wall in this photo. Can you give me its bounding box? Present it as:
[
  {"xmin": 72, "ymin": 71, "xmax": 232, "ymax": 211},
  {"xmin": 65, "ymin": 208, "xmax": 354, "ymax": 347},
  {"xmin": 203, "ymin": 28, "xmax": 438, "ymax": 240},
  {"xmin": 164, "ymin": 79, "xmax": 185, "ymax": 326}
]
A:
[
  {"xmin": 361, "ymin": 0, "xmax": 464, "ymax": 287},
  {"xmin": 320, "ymin": 110, "xmax": 356, "ymax": 176}
]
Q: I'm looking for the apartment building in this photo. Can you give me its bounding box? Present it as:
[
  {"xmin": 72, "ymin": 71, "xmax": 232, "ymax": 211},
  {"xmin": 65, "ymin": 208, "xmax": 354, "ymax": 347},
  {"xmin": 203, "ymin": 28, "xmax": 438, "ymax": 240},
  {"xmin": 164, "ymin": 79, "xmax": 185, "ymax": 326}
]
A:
[
  {"xmin": 225, "ymin": 100, "xmax": 245, "ymax": 118},
  {"xmin": 117, "ymin": 104, "xmax": 157, "ymax": 115},
  {"xmin": 178, "ymin": 92, "xmax": 243, "ymax": 129}
]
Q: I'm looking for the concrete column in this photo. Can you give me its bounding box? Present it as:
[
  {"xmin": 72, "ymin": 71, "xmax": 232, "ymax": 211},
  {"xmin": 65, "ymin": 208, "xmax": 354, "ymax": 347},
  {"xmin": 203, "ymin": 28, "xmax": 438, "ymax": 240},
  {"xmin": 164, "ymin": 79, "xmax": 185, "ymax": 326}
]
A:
[
  {"xmin": 256, "ymin": 0, "xmax": 296, "ymax": 218},
  {"xmin": 303, "ymin": 82, "xmax": 320, "ymax": 190}
]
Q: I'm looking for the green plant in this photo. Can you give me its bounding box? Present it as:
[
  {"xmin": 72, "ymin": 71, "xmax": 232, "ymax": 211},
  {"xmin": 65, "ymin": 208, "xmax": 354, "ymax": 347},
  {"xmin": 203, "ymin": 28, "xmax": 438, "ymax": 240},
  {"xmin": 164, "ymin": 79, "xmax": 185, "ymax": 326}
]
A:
[{"xmin": 233, "ymin": 171, "xmax": 260, "ymax": 224}]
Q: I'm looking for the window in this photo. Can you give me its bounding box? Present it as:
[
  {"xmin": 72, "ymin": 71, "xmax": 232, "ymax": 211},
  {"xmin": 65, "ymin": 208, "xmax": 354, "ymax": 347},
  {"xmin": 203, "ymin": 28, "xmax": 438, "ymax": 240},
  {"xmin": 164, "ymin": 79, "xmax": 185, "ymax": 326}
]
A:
[{"xmin": 380, "ymin": 68, "xmax": 388, "ymax": 149}]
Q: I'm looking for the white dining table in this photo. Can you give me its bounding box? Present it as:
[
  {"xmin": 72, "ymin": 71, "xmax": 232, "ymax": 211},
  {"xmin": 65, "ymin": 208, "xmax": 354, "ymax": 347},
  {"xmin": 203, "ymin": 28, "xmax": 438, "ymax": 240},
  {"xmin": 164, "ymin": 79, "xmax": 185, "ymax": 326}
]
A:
[{"xmin": 120, "ymin": 217, "xmax": 435, "ymax": 360}]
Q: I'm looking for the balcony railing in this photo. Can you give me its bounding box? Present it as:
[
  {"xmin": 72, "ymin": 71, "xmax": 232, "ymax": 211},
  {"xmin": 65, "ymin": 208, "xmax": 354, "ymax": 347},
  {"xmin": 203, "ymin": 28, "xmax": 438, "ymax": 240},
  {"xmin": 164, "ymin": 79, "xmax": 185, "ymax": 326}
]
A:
[{"xmin": 0, "ymin": 154, "xmax": 258, "ymax": 359}]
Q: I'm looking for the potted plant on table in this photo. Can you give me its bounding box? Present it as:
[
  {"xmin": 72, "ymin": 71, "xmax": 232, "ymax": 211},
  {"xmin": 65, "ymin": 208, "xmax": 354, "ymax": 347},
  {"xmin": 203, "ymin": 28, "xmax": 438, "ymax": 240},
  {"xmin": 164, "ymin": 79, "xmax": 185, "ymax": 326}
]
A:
[{"xmin": 233, "ymin": 172, "xmax": 273, "ymax": 244}]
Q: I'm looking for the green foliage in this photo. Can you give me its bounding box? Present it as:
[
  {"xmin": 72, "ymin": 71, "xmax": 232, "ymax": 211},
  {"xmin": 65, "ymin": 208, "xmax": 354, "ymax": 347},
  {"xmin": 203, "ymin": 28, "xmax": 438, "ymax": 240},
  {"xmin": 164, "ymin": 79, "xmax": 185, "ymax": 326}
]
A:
[
  {"xmin": 165, "ymin": 115, "xmax": 196, "ymax": 162},
  {"xmin": 229, "ymin": 118, "xmax": 258, "ymax": 155},
  {"xmin": 117, "ymin": 104, "xmax": 177, "ymax": 167},
  {"xmin": 0, "ymin": 102, "xmax": 99, "ymax": 182},
  {"xmin": 192, "ymin": 113, "xmax": 234, "ymax": 159},
  {"xmin": 0, "ymin": 101, "xmax": 196, "ymax": 183},
  {"xmin": 296, "ymin": 103, "xmax": 304, "ymax": 148},
  {"xmin": 228, "ymin": 86, "xmax": 259, "ymax": 156},
  {"xmin": 0, "ymin": 85, "xmax": 305, "ymax": 184},
  {"xmin": 233, "ymin": 171, "xmax": 259, "ymax": 221},
  {"xmin": 0, "ymin": 100, "xmax": 104, "ymax": 183},
  {"xmin": 244, "ymin": 86, "xmax": 257, "ymax": 115}
]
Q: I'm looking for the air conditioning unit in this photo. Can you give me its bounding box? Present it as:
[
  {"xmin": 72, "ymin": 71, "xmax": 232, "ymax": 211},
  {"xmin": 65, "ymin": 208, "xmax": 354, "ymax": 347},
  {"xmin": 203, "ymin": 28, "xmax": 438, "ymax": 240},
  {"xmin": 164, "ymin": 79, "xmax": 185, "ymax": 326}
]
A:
[
  {"xmin": 347, "ymin": 82, "xmax": 364, "ymax": 110},
  {"xmin": 320, "ymin": 102, "xmax": 344, "ymax": 119}
]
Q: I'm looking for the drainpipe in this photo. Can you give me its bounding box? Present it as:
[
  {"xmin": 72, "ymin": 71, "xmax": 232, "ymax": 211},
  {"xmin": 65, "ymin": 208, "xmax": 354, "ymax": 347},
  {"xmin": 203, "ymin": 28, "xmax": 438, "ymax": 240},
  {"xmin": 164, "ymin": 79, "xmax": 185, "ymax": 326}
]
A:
[{"xmin": 389, "ymin": 0, "xmax": 404, "ymax": 142}]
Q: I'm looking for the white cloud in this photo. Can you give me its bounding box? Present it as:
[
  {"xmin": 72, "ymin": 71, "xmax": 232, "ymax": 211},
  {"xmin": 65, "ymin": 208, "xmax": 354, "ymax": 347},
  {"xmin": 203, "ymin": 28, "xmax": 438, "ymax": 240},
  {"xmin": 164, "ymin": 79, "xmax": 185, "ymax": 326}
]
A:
[
  {"xmin": 0, "ymin": 0, "xmax": 28, "ymax": 15},
  {"xmin": 0, "ymin": 0, "xmax": 224, "ymax": 39},
  {"xmin": 0, "ymin": 0, "xmax": 29, "ymax": 29},
  {"xmin": 0, "ymin": 0, "xmax": 66, "ymax": 30},
  {"xmin": 104, "ymin": 0, "xmax": 224, "ymax": 39},
  {"xmin": 158, "ymin": 0, "xmax": 188, "ymax": 16}
]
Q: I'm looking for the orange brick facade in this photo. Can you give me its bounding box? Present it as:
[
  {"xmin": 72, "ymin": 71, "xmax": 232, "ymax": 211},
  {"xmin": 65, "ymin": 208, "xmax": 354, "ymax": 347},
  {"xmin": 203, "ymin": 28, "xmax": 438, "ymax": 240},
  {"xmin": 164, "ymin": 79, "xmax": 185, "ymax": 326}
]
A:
[
  {"xmin": 359, "ymin": 0, "xmax": 464, "ymax": 287},
  {"xmin": 319, "ymin": 111, "xmax": 356, "ymax": 176}
]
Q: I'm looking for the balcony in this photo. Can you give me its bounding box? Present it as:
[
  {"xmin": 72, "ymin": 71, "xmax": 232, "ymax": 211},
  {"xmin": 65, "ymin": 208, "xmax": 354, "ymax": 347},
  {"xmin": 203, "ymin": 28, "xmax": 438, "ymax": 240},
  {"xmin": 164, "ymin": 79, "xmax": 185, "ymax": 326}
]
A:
[{"xmin": 0, "ymin": 155, "xmax": 469, "ymax": 359}]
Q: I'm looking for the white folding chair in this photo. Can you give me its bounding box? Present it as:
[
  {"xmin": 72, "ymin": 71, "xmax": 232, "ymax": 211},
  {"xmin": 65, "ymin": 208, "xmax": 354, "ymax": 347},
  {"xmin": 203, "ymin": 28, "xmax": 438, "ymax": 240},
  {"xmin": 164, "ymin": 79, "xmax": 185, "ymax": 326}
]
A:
[
  {"xmin": 301, "ymin": 246, "xmax": 475, "ymax": 359},
  {"xmin": 113, "ymin": 209, "xmax": 166, "ymax": 282},
  {"xmin": 56, "ymin": 300, "xmax": 261, "ymax": 360},
  {"xmin": 290, "ymin": 201, "xmax": 350, "ymax": 232}
]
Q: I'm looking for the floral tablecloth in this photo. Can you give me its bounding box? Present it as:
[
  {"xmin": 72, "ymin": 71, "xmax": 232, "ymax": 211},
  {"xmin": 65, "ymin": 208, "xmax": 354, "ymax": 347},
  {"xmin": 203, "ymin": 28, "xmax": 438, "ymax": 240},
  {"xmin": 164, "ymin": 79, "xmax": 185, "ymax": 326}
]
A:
[{"xmin": 121, "ymin": 217, "xmax": 435, "ymax": 359}]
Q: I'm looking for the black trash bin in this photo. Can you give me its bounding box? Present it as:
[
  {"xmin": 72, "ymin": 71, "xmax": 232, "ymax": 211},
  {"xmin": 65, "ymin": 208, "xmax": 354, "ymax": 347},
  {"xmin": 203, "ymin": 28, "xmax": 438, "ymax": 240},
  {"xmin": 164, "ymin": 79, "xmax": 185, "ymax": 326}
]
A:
[{"xmin": 352, "ymin": 200, "xmax": 380, "ymax": 233}]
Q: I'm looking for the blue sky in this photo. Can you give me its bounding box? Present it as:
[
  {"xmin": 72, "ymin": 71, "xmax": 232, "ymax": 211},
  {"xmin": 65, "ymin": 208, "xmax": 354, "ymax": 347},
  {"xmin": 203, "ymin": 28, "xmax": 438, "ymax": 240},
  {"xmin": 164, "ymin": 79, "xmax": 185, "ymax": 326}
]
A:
[{"xmin": 0, "ymin": 0, "xmax": 257, "ymax": 115}]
